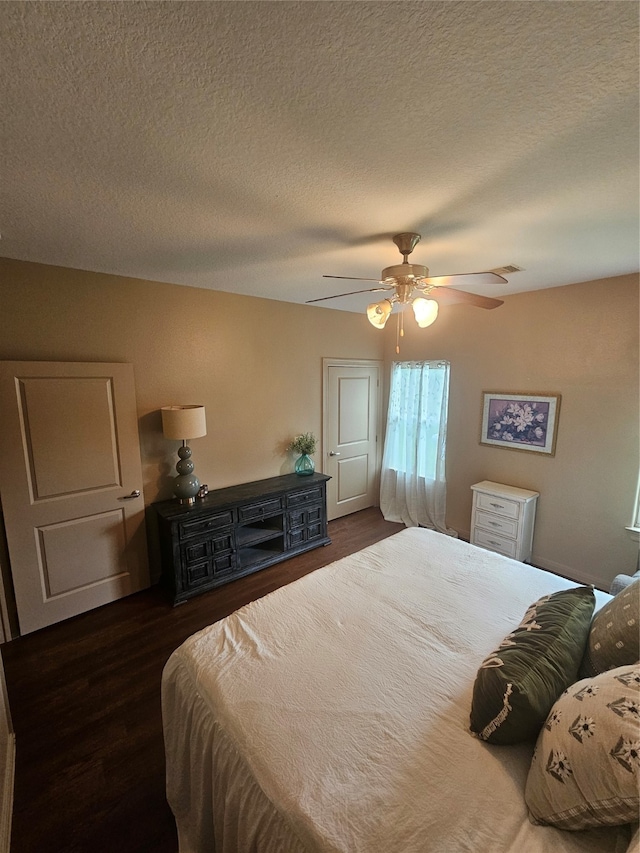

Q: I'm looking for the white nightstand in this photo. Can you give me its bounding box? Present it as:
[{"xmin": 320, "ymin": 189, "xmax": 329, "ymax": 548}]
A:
[{"xmin": 470, "ymin": 481, "xmax": 539, "ymax": 562}]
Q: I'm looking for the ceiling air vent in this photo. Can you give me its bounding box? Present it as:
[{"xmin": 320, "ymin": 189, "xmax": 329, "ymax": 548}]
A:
[{"xmin": 490, "ymin": 264, "xmax": 524, "ymax": 275}]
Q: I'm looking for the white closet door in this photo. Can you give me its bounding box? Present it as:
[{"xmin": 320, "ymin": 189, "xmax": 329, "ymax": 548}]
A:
[{"xmin": 0, "ymin": 361, "xmax": 148, "ymax": 635}]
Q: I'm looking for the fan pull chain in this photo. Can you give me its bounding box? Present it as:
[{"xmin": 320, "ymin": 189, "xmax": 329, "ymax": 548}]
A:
[{"xmin": 395, "ymin": 311, "xmax": 405, "ymax": 354}]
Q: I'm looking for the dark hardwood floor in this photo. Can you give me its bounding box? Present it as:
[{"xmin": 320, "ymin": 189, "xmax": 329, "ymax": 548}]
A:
[{"xmin": 3, "ymin": 507, "xmax": 403, "ymax": 853}]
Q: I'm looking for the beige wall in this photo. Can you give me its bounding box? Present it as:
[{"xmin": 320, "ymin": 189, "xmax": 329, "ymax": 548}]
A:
[
  {"xmin": 382, "ymin": 273, "xmax": 639, "ymax": 589},
  {"xmin": 0, "ymin": 258, "xmax": 383, "ymax": 503},
  {"xmin": 0, "ymin": 258, "xmax": 638, "ymax": 592}
]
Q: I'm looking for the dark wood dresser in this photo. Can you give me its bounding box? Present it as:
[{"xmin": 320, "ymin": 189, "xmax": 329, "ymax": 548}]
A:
[{"xmin": 153, "ymin": 472, "xmax": 331, "ymax": 604}]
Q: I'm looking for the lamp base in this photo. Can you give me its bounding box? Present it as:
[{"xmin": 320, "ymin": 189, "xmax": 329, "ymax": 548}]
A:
[{"xmin": 172, "ymin": 445, "xmax": 200, "ymax": 505}]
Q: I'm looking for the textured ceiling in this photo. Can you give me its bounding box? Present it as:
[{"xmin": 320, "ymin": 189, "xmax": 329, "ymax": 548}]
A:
[{"xmin": 1, "ymin": 1, "xmax": 638, "ymax": 313}]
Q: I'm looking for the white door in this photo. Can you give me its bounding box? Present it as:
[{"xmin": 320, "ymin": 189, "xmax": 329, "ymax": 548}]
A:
[
  {"xmin": 0, "ymin": 362, "xmax": 148, "ymax": 635},
  {"xmin": 323, "ymin": 359, "xmax": 382, "ymax": 521}
]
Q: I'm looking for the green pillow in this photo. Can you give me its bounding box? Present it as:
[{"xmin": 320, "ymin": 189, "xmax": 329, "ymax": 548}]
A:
[{"xmin": 470, "ymin": 586, "xmax": 596, "ymax": 745}]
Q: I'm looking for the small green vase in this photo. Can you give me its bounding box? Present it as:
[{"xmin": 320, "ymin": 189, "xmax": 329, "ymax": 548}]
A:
[{"xmin": 295, "ymin": 453, "xmax": 315, "ymax": 476}]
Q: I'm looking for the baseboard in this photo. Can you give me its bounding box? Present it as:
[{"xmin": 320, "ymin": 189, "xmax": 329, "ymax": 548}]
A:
[
  {"xmin": 0, "ymin": 733, "xmax": 13, "ymax": 853},
  {"xmin": 459, "ymin": 531, "xmax": 608, "ymax": 592},
  {"xmin": 531, "ymin": 555, "xmax": 608, "ymax": 591},
  {"xmin": 0, "ymin": 652, "xmax": 13, "ymax": 853}
]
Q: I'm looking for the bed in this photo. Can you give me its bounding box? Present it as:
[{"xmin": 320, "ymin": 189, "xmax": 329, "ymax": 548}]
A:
[{"xmin": 162, "ymin": 527, "xmax": 634, "ymax": 853}]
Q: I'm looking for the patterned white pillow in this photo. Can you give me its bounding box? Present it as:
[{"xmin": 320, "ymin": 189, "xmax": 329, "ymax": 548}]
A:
[{"xmin": 525, "ymin": 664, "xmax": 640, "ymax": 830}]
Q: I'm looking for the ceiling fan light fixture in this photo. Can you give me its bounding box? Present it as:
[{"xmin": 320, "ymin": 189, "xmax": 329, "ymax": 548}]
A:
[
  {"xmin": 412, "ymin": 297, "xmax": 439, "ymax": 328},
  {"xmin": 367, "ymin": 298, "xmax": 393, "ymax": 328}
]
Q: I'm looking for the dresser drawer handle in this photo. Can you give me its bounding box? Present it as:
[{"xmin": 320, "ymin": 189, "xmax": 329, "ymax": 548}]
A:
[
  {"xmin": 488, "ymin": 521, "xmax": 501, "ymax": 527},
  {"xmin": 488, "ymin": 539, "xmax": 502, "ymax": 547},
  {"xmin": 489, "ymin": 502, "xmax": 504, "ymax": 509}
]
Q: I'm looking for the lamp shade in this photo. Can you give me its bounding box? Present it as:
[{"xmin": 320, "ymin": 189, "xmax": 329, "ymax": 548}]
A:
[
  {"xmin": 412, "ymin": 297, "xmax": 439, "ymax": 328},
  {"xmin": 367, "ymin": 299, "xmax": 393, "ymax": 329},
  {"xmin": 161, "ymin": 405, "xmax": 207, "ymax": 440}
]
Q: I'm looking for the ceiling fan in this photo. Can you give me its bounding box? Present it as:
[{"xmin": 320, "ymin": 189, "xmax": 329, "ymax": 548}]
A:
[{"xmin": 307, "ymin": 233, "xmax": 507, "ymax": 336}]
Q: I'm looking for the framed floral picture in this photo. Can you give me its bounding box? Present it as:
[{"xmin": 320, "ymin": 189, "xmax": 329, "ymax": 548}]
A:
[{"xmin": 480, "ymin": 392, "xmax": 561, "ymax": 455}]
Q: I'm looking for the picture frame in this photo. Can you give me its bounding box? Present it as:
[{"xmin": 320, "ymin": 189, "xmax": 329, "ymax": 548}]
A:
[{"xmin": 480, "ymin": 392, "xmax": 561, "ymax": 455}]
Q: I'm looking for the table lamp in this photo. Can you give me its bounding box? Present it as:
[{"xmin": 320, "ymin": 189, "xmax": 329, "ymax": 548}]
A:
[{"xmin": 161, "ymin": 405, "xmax": 207, "ymax": 505}]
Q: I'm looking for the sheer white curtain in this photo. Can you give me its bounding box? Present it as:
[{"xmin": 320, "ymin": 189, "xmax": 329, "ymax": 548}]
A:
[{"xmin": 380, "ymin": 360, "xmax": 456, "ymax": 535}]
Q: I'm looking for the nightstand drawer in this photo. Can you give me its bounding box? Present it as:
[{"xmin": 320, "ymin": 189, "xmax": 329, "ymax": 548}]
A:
[
  {"xmin": 473, "ymin": 528, "xmax": 518, "ymax": 558},
  {"xmin": 475, "ymin": 492, "xmax": 521, "ymax": 519},
  {"xmin": 474, "ymin": 510, "xmax": 519, "ymax": 539}
]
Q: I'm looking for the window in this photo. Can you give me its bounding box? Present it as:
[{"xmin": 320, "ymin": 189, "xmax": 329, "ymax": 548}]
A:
[
  {"xmin": 627, "ymin": 472, "xmax": 640, "ymax": 541},
  {"xmin": 380, "ymin": 360, "xmax": 455, "ymax": 533},
  {"xmin": 383, "ymin": 360, "xmax": 449, "ymax": 480}
]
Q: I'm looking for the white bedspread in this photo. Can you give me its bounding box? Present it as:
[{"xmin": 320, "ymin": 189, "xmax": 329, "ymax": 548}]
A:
[{"xmin": 162, "ymin": 527, "xmax": 629, "ymax": 853}]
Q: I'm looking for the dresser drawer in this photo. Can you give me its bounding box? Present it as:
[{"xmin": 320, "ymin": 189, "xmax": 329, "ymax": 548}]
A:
[
  {"xmin": 238, "ymin": 497, "xmax": 284, "ymax": 522},
  {"xmin": 474, "ymin": 492, "xmax": 521, "ymax": 519},
  {"xmin": 474, "ymin": 510, "xmax": 519, "ymax": 540},
  {"xmin": 287, "ymin": 486, "xmax": 323, "ymax": 507},
  {"xmin": 182, "ymin": 552, "xmax": 236, "ymax": 589},
  {"xmin": 178, "ymin": 510, "xmax": 234, "ymax": 540},
  {"xmin": 288, "ymin": 504, "xmax": 323, "ymax": 528},
  {"xmin": 288, "ymin": 520, "xmax": 325, "ymax": 548},
  {"xmin": 473, "ymin": 528, "xmax": 518, "ymax": 559},
  {"xmin": 181, "ymin": 529, "xmax": 235, "ymax": 565}
]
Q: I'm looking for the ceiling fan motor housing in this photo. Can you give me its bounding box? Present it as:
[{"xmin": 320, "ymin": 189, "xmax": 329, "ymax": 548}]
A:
[{"xmin": 381, "ymin": 263, "xmax": 429, "ymax": 282}]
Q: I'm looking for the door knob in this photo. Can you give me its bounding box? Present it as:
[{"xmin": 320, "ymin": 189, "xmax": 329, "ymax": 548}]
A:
[
  {"xmin": 329, "ymin": 451, "xmax": 341, "ymax": 457},
  {"xmin": 119, "ymin": 489, "xmax": 141, "ymax": 500}
]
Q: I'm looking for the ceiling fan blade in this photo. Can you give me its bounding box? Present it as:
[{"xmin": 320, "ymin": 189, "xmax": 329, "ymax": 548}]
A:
[
  {"xmin": 429, "ymin": 288, "xmax": 504, "ymax": 310},
  {"xmin": 322, "ymin": 275, "xmax": 383, "ymax": 282},
  {"xmin": 421, "ymin": 271, "xmax": 508, "ymax": 288},
  {"xmin": 306, "ymin": 286, "xmax": 391, "ymax": 303}
]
